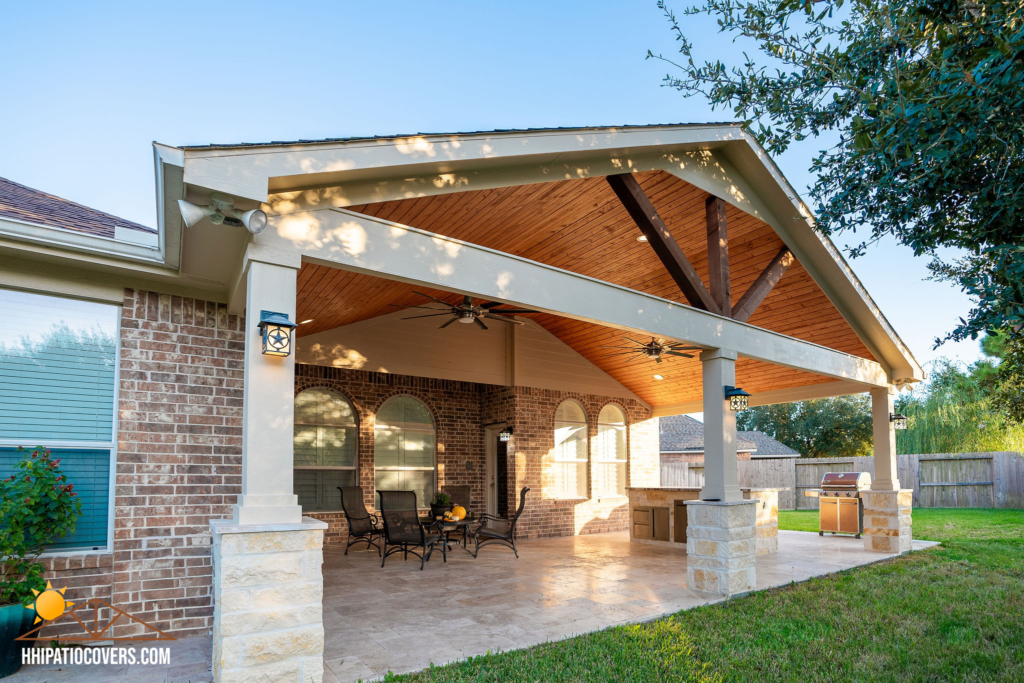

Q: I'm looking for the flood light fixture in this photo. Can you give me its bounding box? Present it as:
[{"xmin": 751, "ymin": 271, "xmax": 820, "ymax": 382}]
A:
[{"xmin": 177, "ymin": 199, "xmax": 267, "ymax": 234}]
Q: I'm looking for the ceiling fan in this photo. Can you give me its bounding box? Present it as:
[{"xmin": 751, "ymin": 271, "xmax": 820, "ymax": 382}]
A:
[
  {"xmin": 392, "ymin": 292, "xmax": 539, "ymax": 330},
  {"xmin": 599, "ymin": 337, "xmax": 702, "ymax": 364}
]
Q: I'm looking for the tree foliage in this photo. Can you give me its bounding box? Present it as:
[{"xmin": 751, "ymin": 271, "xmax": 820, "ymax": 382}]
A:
[
  {"xmin": 651, "ymin": 0, "xmax": 1024, "ymax": 344},
  {"xmin": 896, "ymin": 355, "xmax": 1024, "ymax": 453},
  {"xmin": 736, "ymin": 394, "xmax": 873, "ymax": 457}
]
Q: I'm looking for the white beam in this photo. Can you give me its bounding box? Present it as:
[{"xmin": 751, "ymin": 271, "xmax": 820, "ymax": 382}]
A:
[
  {"xmin": 652, "ymin": 379, "xmax": 869, "ymax": 417},
  {"xmin": 259, "ymin": 208, "xmax": 890, "ymax": 387}
]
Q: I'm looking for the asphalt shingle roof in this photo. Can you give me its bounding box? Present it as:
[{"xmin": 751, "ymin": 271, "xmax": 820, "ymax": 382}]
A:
[
  {"xmin": 0, "ymin": 176, "xmax": 155, "ymax": 239},
  {"xmin": 659, "ymin": 414, "xmax": 800, "ymax": 457}
]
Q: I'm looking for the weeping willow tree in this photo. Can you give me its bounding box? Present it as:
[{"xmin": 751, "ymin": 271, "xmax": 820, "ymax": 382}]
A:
[{"xmin": 896, "ymin": 359, "xmax": 1024, "ymax": 454}]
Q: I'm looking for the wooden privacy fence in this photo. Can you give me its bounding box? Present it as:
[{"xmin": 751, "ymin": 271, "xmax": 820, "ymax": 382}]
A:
[{"xmin": 659, "ymin": 452, "xmax": 1024, "ymax": 510}]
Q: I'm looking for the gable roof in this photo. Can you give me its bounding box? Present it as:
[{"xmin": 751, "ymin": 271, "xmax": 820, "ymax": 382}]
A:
[
  {"xmin": 0, "ymin": 176, "xmax": 155, "ymax": 239},
  {"xmin": 659, "ymin": 414, "xmax": 800, "ymax": 458}
]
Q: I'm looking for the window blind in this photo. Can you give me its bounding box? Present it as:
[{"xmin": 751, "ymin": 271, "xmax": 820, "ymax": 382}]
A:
[{"xmin": 0, "ymin": 448, "xmax": 110, "ymax": 550}]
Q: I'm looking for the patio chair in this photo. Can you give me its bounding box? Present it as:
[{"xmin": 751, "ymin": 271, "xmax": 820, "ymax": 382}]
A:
[
  {"xmin": 378, "ymin": 490, "xmax": 446, "ymax": 570},
  {"xmin": 338, "ymin": 486, "xmax": 383, "ymax": 556},
  {"xmin": 468, "ymin": 487, "xmax": 529, "ymax": 558}
]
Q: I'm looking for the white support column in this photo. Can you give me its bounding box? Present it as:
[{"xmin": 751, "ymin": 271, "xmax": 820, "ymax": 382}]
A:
[
  {"xmin": 864, "ymin": 385, "xmax": 913, "ymax": 553},
  {"xmin": 235, "ymin": 258, "xmax": 303, "ymax": 525},
  {"xmin": 870, "ymin": 386, "xmax": 900, "ymax": 491},
  {"xmin": 700, "ymin": 348, "xmax": 743, "ymax": 502}
]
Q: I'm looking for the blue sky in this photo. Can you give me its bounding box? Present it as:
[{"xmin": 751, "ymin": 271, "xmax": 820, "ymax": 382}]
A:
[{"xmin": 0, "ymin": 0, "xmax": 985, "ymax": 370}]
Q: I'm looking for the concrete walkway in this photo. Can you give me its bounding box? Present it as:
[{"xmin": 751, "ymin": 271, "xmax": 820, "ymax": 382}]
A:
[{"xmin": 8, "ymin": 530, "xmax": 939, "ymax": 682}]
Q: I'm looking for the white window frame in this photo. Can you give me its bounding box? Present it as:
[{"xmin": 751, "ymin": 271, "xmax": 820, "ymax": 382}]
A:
[
  {"xmin": 0, "ymin": 294, "xmax": 120, "ymax": 556},
  {"xmin": 594, "ymin": 404, "xmax": 628, "ymax": 499},
  {"xmin": 373, "ymin": 396, "xmax": 437, "ymax": 510},
  {"xmin": 293, "ymin": 388, "xmax": 360, "ymax": 512},
  {"xmin": 551, "ymin": 400, "xmax": 590, "ymax": 500}
]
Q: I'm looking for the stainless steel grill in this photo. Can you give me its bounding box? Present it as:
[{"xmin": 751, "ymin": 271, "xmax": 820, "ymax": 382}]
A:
[{"xmin": 805, "ymin": 472, "xmax": 871, "ymax": 538}]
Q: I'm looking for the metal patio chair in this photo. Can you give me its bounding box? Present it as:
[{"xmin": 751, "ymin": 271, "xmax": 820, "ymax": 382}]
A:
[
  {"xmin": 468, "ymin": 486, "xmax": 529, "ymax": 558},
  {"xmin": 338, "ymin": 486, "xmax": 383, "ymax": 556},
  {"xmin": 378, "ymin": 490, "xmax": 446, "ymax": 570}
]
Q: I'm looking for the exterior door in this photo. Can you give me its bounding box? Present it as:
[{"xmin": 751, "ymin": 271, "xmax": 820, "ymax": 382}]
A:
[{"xmin": 484, "ymin": 424, "xmax": 504, "ymax": 516}]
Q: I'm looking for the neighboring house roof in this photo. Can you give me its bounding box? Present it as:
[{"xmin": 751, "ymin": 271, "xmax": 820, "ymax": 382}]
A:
[
  {"xmin": 659, "ymin": 414, "xmax": 801, "ymax": 458},
  {"xmin": 738, "ymin": 430, "xmax": 800, "ymax": 458},
  {"xmin": 660, "ymin": 415, "xmax": 758, "ymax": 453},
  {"xmin": 0, "ymin": 176, "xmax": 155, "ymax": 239}
]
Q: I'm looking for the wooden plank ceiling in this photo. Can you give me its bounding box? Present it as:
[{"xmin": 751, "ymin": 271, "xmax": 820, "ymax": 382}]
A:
[{"xmin": 295, "ymin": 171, "xmax": 873, "ymax": 407}]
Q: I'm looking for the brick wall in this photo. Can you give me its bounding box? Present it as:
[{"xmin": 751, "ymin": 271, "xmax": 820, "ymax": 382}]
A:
[
  {"xmin": 37, "ymin": 554, "xmax": 114, "ymax": 639},
  {"xmin": 295, "ymin": 366, "xmax": 659, "ymax": 544},
  {"xmin": 112, "ymin": 288, "xmax": 244, "ymax": 638}
]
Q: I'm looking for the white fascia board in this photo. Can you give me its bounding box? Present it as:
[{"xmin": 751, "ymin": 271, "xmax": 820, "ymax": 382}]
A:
[
  {"xmin": 259, "ymin": 207, "xmax": 888, "ymax": 388},
  {"xmin": 182, "ymin": 124, "xmax": 746, "ymax": 202},
  {"xmin": 651, "ymin": 378, "xmax": 869, "ymax": 417},
  {"xmin": 718, "ymin": 135, "xmax": 924, "ymax": 383},
  {"xmin": 153, "ymin": 142, "xmax": 184, "ymax": 269},
  {"xmin": 0, "ymin": 215, "xmax": 164, "ymax": 265}
]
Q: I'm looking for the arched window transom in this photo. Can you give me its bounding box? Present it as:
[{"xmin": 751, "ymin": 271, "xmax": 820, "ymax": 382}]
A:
[
  {"xmin": 293, "ymin": 388, "xmax": 358, "ymax": 512},
  {"xmin": 374, "ymin": 395, "xmax": 436, "ymax": 509},
  {"xmin": 596, "ymin": 405, "xmax": 628, "ymax": 496},
  {"xmin": 552, "ymin": 400, "xmax": 588, "ymax": 498}
]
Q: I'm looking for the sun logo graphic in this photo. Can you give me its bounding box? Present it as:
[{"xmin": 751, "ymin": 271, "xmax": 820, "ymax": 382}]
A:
[{"xmin": 26, "ymin": 581, "xmax": 74, "ymax": 624}]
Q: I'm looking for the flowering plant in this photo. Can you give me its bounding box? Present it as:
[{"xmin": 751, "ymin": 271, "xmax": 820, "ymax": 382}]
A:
[{"xmin": 0, "ymin": 446, "xmax": 82, "ymax": 605}]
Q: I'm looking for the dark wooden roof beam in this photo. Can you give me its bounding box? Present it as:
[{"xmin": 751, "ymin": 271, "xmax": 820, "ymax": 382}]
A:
[
  {"xmin": 732, "ymin": 247, "xmax": 795, "ymax": 323},
  {"xmin": 606, "ymin": 174, "xmax": 720, "ymax": 314},
  {"xmin": 705, "ymin": 196, "xmax": 731, "ymax": 315}
]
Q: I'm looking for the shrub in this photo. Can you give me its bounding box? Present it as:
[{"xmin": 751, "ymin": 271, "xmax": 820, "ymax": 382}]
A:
[{"xmin": 0, "ymin": 446, "xmax": 82, "ymax": 606}]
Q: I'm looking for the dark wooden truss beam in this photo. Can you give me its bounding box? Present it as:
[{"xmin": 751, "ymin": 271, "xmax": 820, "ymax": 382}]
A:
[
  {"xmin": 732, "ymin": 247, "xmax": 795, "ymax": 323},
  {"xmin": 606, "ymin": 174, "xmax": 720, "ymax": 314},
  {"xmin": 705, "ymin": 196, "xmax": 731, "ymax": 315}
]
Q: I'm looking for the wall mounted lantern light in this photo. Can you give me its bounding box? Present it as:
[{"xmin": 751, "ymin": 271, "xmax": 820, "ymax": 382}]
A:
[
  {"xmin": 257, "ymin": 311, "xmax": 297, "ymax": 357},
  {"xmin": 890, "ymin": 413, "xmax": 909, "ymax": 430},
  {"xmin": 724, "ymin": 385, "xmax": 751, "ymax": 411},
  {"xmin": 499, "ymin": 427, "xmax": 513, "ymax": 442}
]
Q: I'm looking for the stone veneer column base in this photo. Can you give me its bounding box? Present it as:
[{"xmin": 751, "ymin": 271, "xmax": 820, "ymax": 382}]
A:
[
  {"xmin": 684, "ymin": 500, "xmax": 757, "ymax": 596},
  {"xmin": 746, "ymin": 489, "xmax": 779, "ymax": 556},
  {"xmin": 862, "ymin": 489, "xmax": 913, "ymax": 553},
  {"xmin": 211, "ymin": 518, "xmax": 328, "ymax": 683}
]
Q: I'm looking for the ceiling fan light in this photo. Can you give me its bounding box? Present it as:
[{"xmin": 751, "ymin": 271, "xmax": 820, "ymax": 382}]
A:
[{"xmin": 457, "ymin": 311, "xmax": 476, "ymax": 323}]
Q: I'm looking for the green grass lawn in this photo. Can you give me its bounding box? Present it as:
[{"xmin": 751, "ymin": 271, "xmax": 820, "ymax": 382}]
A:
[{"xmin": 386, "ymin": 508, "xmax": 1024, "ymax": 682}]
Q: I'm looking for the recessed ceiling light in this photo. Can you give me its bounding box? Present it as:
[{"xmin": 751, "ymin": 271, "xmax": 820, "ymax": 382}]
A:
[
  {"xmin": 636, "ymin": 235, "xmax": 648, "ymax": 242},
  {"xmin": 653, "ymin": 374, "xmax": 664, "ymax": 380},
  {"xmin": 299, "ymin": 319, "xmax": 314, "ymax": 324}
]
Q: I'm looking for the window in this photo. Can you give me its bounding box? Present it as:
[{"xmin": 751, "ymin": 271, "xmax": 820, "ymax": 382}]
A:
[
  {"xmin": 595, "ymin": 405, "xmax": 628, "ymax": 497},
  {"xmin": 373, "ymin": 396, "xmax": 435, "ymax": 509},
  {"xmin": 552, "ymin": 400, "xmax": 588, "ymax": 498},
  {"xmin": 0, "ymin": 288, "xmax": 118, "ymax": 551},
  {"xmin": 293, "ymin": 388, "xmax": 358, "ymax": 512}
]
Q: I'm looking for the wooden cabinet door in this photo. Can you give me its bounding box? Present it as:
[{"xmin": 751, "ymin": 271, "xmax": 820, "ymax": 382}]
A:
[
  {"xmin": 633, "ymin": 506, "xmax": 652, "ymax": 539},
  {"xmin": 653, "ymin": 507, "xmax": 670, "ymax": 541},
  {"xmin": 673, "ymin": 501, "xmax": 687, "ymax": 543}
]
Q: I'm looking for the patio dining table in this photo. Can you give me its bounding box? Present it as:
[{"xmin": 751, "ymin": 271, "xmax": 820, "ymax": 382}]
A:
[{"xmin": 421, "ymin": 517, "xmax": 477, "ymax": 555}]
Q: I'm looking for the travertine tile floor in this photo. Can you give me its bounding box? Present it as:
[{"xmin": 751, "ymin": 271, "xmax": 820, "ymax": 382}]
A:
[{"xmin": 8, "ymin": 530, "xmax": 938, "ymax": 683}]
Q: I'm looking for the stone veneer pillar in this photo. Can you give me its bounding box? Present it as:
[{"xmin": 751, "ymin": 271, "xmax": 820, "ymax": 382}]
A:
[
  {"xmin": 862, "ymin": 489, "xmax": 913, "ymax": 553},
  {"xmin": 746, "ymin": 489, "xmax": 779, "ymax": 556},
  {"xmin": 684, "ymin": 499, "xmax": 757, "ymax": 595},
  {"xmin": 211, "ymin": 518, "xmax": 328, "ymax": 683}
]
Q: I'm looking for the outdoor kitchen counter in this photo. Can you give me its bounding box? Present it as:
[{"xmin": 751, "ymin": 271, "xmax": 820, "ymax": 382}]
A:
[{"xmin": 626, "ymin": 487, "xmax": 780, "ymax": 554}]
